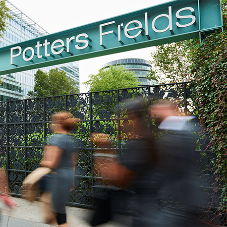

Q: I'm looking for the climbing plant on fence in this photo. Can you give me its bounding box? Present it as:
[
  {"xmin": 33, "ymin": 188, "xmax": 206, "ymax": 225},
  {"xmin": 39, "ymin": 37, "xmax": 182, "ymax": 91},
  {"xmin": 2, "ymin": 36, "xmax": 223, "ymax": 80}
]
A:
[
  {"xmin": 188, "ymin": 2, "xmax": 227, "ymax": 210},
  {"xmin": 148, "ymin": 0, "xmax": 227, "ymax": 212}
]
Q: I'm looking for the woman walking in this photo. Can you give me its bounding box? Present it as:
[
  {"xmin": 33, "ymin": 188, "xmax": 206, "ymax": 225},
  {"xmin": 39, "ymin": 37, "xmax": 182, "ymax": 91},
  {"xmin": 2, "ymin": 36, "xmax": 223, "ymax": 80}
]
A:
[{"xmin": 40, "ymin": 112, "xmax": 79, "ymax": 227}]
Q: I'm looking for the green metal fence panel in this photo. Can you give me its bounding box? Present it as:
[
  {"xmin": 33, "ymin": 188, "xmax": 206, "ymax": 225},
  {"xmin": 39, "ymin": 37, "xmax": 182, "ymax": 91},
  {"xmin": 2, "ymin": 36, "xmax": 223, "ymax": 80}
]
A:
[{"xmin": 0, "ymin": 83, "xmax": 225, "ymax": 224}]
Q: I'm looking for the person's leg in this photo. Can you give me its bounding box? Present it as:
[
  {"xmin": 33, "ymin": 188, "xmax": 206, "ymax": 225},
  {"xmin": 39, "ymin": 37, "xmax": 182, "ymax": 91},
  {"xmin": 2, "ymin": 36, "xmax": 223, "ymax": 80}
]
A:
[
  {"xmin": 58, "ymin": 223, "xmax": 68, "ymax": 227},
  {"xmin": 0, "ymin": 168, "xmax": 10, "ymax": 194},
  {"xmin": 56, "ymin": 213, "xmax": 67, "ymax": 227}
]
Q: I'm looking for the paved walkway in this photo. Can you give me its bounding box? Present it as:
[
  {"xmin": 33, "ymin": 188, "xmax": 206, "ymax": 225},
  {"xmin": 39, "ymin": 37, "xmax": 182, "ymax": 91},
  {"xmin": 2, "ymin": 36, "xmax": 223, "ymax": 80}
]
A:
[{"xmin": 0, "ymin": 198, "xmax": 129, "ymax": 227}]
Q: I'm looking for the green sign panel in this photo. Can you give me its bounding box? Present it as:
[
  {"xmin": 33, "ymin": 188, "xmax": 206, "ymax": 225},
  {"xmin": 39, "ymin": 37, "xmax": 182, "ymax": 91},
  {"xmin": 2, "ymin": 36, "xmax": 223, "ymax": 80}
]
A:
[{"xmin": 0, "ymin": 0, "xmax": 223, "ymax": 75}]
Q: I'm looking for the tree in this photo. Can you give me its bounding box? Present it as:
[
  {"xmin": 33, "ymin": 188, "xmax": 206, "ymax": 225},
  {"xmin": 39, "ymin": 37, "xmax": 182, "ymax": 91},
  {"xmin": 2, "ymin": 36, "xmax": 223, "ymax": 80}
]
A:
[
  {"xmin": 84, "ymin": 65, "xmax": 139, "ymax": 92},
  {"xmin": 148, "ymin": 41, "xmax": 192, "ymax": 84},
  {"xmin": 28, "ymin": 68, "xmax": 79, "ymax": 98},
  {"xmin": 0, "ymin": 0, "xmax": 11, "ymax": 38},
  {"xmin": 149, "ymin": 0, "xmax": 227, "ymax": 84},
  {"xmin": 149, "ymin": 0, "xmax": 227, "ymax": 210}
]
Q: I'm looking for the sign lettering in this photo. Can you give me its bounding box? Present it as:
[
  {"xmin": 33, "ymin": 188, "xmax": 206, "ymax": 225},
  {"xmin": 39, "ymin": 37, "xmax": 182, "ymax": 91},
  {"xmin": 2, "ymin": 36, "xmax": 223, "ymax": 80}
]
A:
[{"xmin": 0, "ymin": 0, "xmax": 223, "ymax": 75}]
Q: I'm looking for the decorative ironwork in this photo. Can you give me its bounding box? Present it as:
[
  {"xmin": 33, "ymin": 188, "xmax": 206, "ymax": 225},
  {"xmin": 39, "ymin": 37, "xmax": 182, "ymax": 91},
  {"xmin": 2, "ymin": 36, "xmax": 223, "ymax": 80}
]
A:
[{"xmin": 0, "ymin": 82, "xmax": 223, "ymax": 224}]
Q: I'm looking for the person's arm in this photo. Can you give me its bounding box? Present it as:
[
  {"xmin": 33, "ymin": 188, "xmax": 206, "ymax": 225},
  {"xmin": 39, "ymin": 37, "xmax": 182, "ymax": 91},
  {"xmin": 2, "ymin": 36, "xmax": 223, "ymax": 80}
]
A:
[
  {"xmin": 95, "ymin": 157, "xmax": 136, "ymax": 187},
  {"xmin": 71, "ymin": 152, "xmax": 77, "ymax": 172},
  {"xmin": 70, "ymin": 152, "xmax": 77, "ymax": 191},
  {"xmin": 40, "ymin": 145, "xmax": 63, "ymax": 169},
  {"xmin": 91, "ymin": 133, "xmax": 136, "ymax": 187},
  {"xmin": 0, "ymin": 168, "xmax": 16, "ymax": 208}
]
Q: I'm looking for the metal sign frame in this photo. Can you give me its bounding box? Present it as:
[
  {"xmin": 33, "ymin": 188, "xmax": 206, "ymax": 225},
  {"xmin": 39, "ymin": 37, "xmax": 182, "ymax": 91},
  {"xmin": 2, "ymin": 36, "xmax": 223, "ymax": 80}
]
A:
[{"xmin": 0, "ymin": 0, "xmax": 223, "ymax": 75}]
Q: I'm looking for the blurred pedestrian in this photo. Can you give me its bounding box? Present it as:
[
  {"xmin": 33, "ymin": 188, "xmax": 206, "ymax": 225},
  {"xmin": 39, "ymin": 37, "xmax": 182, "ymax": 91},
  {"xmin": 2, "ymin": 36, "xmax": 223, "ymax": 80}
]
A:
[
  {"xmin": 93, "ymin": 98, "xmax": 159, "ymax": 226},
  {"xmin": 0, "ymin": 168, "xmax": 16, "ymax": 209},
  {"xmin": 149, "ymin": 100, "xmax": 207, "ymax": 226},
  {"xmin": 0, "ymin": 130, "xmax": 16, "ymax": 212},
  {"xmin": 40, "ymin": 112, "xmax": 80, "ymax": 227}
]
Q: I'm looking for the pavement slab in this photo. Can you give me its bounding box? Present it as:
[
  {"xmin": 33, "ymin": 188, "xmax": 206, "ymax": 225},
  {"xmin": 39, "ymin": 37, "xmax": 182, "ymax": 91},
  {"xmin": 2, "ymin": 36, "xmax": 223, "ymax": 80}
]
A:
[{"xmin": 0, "ymin": 197, "xmax": 129, "ymax": 227}]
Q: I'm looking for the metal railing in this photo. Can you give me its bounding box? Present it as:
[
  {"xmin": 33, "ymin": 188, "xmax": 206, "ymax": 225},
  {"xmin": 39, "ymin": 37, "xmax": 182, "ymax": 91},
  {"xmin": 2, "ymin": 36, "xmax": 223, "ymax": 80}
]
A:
[{"xmin": 0, "ymin": 82, "xmax": 224, "ymax": 224}]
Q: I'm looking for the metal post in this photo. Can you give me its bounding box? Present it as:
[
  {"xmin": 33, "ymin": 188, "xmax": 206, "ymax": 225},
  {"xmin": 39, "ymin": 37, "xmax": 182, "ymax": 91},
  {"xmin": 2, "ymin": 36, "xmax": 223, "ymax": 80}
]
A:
[
  {"xmin": 198, "ymin": 0, "xmax": 202, "ymax": 43},
  {"xmin": 43, "ymin": 97, "xmax": 47, "ymax": 142},
  {"xmin": 89, "ymin": 92, "xmax": 94, "ymax": 206},
  {"xmin": 220, "ymin": 0, "xmax": 224, "ymax": 32},
  {"xmin": 117, "ymin": 89, "xmax": 121, "ymax": 158},
  {"xmin": 148, "ymin": 85, "xmax": 151, "ymax": 97},
  {"xmin": 183, "ymin": 82, "xmax": 187, "ymax": 115},
  {"xmin": 65, "ymin": 95, "xmax": 68, "ymax": 111},
  {"xmin": 6, "ymin": 101, "xmax": 9, "ymax": 184},
  {"xmin": 24, "ymin": 99, "xmax": 27, "ymax": 178}
]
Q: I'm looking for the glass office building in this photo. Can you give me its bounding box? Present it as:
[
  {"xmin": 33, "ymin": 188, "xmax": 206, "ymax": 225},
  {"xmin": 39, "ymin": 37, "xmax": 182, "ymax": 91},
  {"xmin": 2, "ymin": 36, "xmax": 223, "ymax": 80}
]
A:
[
  {"xmin": 0, "ymin": 0, "xmax": 79, "ymax": 102},
  {"xmin": 103, "ymin": 58, "xmax": 155, "ymax": 86}
]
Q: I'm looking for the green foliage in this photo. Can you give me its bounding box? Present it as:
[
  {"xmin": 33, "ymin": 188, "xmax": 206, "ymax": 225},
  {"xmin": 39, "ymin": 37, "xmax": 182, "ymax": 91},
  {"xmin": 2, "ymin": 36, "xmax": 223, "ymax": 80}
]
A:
[
  {"xmin": 146, "ymin": 67, "xmax": 157, "ymax": 82},
  {"xmin": 150, "ymin": 0, "xmax": 227, "ymax": 210},
  {"xmin": 149, "ymin": 41, "xmax": 192, "ymax": 83},
  {"xmin": 187, "ymin": 2, "xmax": 227, "ymax": 209},
  {"xmin": 0, "ymin": 0, "xmax": 11, "ymax": 38},
  {"xmin": 84, "ymin": 65, "xmax": 139, "ymax": 92},
  {"xmin": 28, "ymin": 68, "xmax": 79, "ymax": 98},
  {"xmin": 150, "ymin": 0, "xmax": 227, "ymax": 85}
]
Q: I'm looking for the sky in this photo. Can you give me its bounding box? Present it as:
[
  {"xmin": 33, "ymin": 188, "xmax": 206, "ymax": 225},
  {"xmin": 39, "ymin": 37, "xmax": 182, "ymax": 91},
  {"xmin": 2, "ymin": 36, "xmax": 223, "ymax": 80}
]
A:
[{"xmin": 8, "ymin": 0, "xmax": 170, "ymax": 92}]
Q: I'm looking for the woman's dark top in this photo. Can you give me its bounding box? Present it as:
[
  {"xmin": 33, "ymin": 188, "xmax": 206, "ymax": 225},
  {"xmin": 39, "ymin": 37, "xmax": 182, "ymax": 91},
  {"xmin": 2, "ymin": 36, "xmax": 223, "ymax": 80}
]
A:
[{"xmin": 46, "ymin": 134, "xmax": 78, "ymax": 214}]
